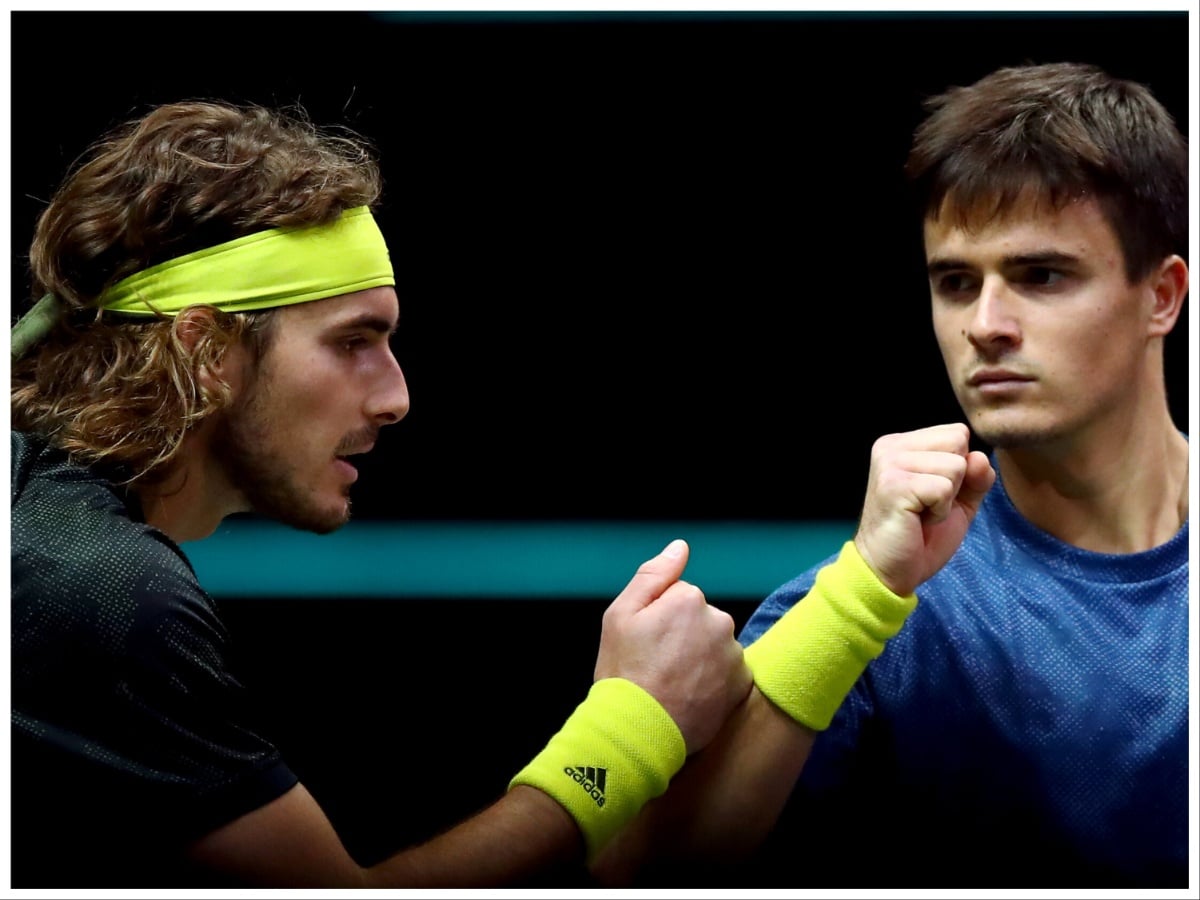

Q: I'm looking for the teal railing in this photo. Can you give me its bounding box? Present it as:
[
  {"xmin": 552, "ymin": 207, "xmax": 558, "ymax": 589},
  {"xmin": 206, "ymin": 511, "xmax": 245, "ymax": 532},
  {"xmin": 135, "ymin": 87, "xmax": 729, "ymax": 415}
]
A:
[{"xmin": 183, "ymin": 519, "xmax": 854, "ymax": 599}]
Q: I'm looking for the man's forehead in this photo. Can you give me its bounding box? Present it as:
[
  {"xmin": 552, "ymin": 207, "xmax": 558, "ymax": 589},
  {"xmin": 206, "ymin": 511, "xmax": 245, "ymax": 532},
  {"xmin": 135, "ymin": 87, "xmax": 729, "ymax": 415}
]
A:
[
  {"xmin": 929, "ymin": 186, "xmax": 1078, "ymax": 232},
  {"xmin": 923, "ymin": 191, "xmax": 1114, "ymax": 250},
  {"xmin": 281, "ymin": 286, "xmax": 399, "ymax": 330}
]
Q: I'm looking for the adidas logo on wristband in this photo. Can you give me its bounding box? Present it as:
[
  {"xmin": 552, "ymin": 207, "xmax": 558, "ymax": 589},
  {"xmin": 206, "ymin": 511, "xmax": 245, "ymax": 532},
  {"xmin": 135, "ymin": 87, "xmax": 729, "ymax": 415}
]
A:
[{"xmin": 563, "ymin": 765, "xmax": 607, "ymax": 808}]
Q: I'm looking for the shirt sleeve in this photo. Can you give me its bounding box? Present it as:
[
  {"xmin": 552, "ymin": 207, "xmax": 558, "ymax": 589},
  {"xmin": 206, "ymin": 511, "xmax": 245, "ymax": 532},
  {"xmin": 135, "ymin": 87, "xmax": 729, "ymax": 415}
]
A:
[{"xmin": 12, "ymin": 505, "xmax": 298, "ymax": 845}]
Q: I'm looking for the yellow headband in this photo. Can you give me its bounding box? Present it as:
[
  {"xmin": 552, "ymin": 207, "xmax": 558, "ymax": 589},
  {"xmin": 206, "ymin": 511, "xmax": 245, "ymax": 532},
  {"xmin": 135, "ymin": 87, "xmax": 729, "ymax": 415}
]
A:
[{"xmin": 97, "ymin": 205, "xmax": 394, "ymax": 316}]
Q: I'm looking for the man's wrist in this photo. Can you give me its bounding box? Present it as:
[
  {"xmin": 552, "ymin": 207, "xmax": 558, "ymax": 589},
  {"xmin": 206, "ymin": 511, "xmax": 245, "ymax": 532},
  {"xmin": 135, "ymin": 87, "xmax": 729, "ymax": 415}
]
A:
[
  {"xmin": 743, "ymin": 542, "xmax": 918, "ymax": 730},
  {"xmin": 508, "ymin": 677, "xmax": 686, "ymax": 862}
]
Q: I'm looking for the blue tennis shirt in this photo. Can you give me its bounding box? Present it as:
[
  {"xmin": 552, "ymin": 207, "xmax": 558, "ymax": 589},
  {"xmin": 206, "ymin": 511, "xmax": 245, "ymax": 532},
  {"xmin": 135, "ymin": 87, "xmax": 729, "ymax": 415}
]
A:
[{"xmin": 740, "ymin": 468, "xmax": 1189, "ymax": 887}]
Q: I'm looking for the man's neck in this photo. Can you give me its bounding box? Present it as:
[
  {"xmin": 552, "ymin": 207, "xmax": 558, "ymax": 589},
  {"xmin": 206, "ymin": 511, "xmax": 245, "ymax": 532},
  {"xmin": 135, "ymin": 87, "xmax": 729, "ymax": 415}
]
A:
[
  {"xmin": 996, "ymin": 413, "xmax": 1189, "ymax": 554},
  {"xmin": 135, "ymin": 427, "xmax": 245, "ymax": 544}
]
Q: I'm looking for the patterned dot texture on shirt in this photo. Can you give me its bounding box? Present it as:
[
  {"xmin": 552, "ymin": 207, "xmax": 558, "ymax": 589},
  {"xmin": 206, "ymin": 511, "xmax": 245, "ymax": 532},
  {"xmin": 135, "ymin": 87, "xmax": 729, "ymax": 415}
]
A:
[{"xmin": 10, "ymin": 430, "xmax": 297, "ymax": 853}]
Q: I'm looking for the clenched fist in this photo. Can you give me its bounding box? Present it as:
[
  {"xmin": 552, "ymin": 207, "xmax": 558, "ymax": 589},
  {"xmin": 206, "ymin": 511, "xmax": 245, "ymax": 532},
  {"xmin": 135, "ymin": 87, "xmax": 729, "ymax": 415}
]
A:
[
  {"xmin": 854, "ymin": 423, "xmax": 995, "ymax": 597},
  {"xmin": 594, "ymin": 540, "xmax": 753, "ymax": 755}
]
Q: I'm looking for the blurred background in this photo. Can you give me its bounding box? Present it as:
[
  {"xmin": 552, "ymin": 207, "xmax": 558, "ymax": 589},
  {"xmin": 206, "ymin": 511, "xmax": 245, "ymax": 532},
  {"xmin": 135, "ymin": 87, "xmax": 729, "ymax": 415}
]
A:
[{"xmin": 8, "ymin": 9, "xmax": 1191, "ymax": 883}]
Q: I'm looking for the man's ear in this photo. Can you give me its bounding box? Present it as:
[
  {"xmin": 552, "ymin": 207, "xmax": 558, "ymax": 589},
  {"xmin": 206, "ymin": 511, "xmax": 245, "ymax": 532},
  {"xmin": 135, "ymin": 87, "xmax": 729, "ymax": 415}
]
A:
[
  {"xmin": 174, "ymin": 306, "xmax": 211, "ymax": 350},
  {"xmin": 173, "ymin": 307, "xmax": 244, "ymax": 396},
  {"xmin": 1147, "ymin": 254, "xmax": 1188, "ymax": 338}
]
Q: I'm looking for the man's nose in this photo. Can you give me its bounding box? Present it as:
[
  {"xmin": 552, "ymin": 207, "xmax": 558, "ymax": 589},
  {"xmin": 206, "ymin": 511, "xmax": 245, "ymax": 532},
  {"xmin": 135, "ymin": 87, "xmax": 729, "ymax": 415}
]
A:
[
  {"xmin": 968, "ymin": 276, "xmax": 1022, "ymax": 350},
  {"xmin": 369, "ymin": 351, "xmax": 410, "ymax": 425}
]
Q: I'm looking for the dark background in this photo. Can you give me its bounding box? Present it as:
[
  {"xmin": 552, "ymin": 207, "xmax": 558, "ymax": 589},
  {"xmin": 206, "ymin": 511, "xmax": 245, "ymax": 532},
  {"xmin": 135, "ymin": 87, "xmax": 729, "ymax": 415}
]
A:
[
  {"xmin": 10, "ymin": 10, "xmax": 1191, "ymax": 524},
  {"xmin": 8, "ymin": 10, "xmax": 1193, "ymax": 886}
]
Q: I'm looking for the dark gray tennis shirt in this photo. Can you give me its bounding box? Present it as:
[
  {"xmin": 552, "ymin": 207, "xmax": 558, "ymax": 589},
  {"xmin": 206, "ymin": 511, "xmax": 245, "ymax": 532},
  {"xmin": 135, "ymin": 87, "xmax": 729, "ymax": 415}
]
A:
[{"xmin": 9, "ymin": 430, "xmax": 298, "ymax": 887}]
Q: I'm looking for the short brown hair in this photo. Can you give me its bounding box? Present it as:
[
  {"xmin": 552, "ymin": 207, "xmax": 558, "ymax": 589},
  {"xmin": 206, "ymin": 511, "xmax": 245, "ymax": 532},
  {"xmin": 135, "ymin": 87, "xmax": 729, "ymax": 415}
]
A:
[{"xmin": 905, "ymin": 62, "xmax": 1187, "ymax": 282}]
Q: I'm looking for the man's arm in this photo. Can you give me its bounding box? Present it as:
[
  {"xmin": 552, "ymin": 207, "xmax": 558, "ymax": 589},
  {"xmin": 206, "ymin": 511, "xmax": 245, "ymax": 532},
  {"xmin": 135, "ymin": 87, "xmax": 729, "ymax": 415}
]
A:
[
  {"xmin": 592, "ymin": 423, "xmax": 996, "ymax": 882},
  {"xmin": 186, "ymin": 539, "xmax": 752, "ymax": 887},
  {"xmin": 188, "ymin": 781, "xmax": 584, "ymax": 888},
  {"xmin": 593, "ymin": 684, "xmax": 814, "ymax": 884}
]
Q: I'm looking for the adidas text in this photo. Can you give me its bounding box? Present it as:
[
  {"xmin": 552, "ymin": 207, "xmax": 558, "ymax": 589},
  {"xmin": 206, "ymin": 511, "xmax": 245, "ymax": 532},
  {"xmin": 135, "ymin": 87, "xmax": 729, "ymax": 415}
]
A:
[{"xmin": 563, "ymin": 766, "xmax": 607, "ymax": 808}]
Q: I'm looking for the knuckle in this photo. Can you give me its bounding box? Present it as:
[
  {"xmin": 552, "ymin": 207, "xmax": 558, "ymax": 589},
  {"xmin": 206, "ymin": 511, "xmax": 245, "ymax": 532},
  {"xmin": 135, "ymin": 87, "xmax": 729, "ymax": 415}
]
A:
[{"xmin": 670, "ymin": 580, "xmax": 706, "ymax": 607}]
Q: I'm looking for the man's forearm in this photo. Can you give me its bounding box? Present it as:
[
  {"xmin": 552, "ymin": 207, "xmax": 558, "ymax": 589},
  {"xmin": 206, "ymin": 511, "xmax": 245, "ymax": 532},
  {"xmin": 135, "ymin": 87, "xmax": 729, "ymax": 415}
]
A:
[
  {"xmin": 364, "ymin": 786, "xmax": 585, "ymax": 887},
  {"xmin": 592, "ymin": 543, "xmax": 920, "ymax": 884},
  {"xmin": 591, "ymin": 686, "xmax": 814, "ymax": 884}
]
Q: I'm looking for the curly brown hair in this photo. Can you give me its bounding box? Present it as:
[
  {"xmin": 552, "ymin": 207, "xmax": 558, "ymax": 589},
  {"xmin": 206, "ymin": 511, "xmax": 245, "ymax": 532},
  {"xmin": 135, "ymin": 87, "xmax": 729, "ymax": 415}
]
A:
[
  {"xmin": 11, "ymin": 99, "xmax": 384, "ymax": 484},
  {"xmin": 905, "ymin": 62, "xmax": 1188, "ymax": 283}
]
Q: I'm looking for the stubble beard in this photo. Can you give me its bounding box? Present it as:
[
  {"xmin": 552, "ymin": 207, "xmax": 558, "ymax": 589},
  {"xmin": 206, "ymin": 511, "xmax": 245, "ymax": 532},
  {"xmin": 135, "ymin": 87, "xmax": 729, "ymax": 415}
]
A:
[
  {"xmin": 964, "ymin": 403, "xmax": 1073, "ymax": 452},
  {"xmin": 212, "ymin": 380, "xmax": 352, "ymax": 535}
]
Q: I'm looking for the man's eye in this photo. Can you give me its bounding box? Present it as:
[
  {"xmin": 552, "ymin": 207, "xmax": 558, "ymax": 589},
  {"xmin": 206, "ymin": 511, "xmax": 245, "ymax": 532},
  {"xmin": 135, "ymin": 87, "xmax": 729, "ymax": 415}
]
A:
[
  {"xmin": 935, "ymin": 273, "xmax": 977, "ymax": 296},
  {"xmin": 1024, "ymin": 267, "xmax": 1065, "ymax": 287}
]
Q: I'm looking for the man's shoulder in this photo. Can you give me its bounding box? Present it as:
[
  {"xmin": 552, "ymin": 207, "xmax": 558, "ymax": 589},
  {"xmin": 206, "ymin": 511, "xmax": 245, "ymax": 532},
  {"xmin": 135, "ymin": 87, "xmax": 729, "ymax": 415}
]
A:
[
  {"xmin": 13, "ymin": 436, "xmax": 141, "ymax": 546},
  {"xmin": 11, "ymin": 429, "xmax": 119, "ymax": 509},
  {"xmin": 740, "ymin": 501, "xmax": 1011, "ymax": 645},
  {"xmin": 738, "ymin": 550, "xmax": 840, "ymax": 645},
  {"xmin": 11, "ymin": 432, "xmax": 203, "ymax": 615},
  {"xmin": 11, "ymin": 429, "xmax": 46, "ymax": 501}
]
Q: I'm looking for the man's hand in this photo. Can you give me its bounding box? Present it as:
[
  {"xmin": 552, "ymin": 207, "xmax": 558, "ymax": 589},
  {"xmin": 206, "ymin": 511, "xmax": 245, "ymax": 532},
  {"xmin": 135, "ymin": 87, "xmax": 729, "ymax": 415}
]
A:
[
  {"xmin": 593, "ymin": 539, "xmax": 753, "ymax": 755},
  {"xmin": 854, "ymin": 423, "xmax": 995, "ymax": 597}
]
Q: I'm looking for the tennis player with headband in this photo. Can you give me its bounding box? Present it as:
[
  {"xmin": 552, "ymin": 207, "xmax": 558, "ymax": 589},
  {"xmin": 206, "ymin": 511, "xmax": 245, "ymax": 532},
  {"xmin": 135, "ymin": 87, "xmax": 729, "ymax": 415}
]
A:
[{"xmin": 10, "ymin": 100, "xmax": 991, "ymax": 887}]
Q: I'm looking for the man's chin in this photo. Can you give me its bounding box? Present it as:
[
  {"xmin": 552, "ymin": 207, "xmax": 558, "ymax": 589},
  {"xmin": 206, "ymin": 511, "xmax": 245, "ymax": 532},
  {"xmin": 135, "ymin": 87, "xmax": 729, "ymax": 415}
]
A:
[
  {"xmin": 258, "ymin": 498, "xmax": 351, "ymax": 535},
  {"xmin": 968, "ymin": 416, "xmax": 1062, "ymax": 450},
  {"xmin": 299, "ymin": 513, "xmax": 350, "ymax": 536}
]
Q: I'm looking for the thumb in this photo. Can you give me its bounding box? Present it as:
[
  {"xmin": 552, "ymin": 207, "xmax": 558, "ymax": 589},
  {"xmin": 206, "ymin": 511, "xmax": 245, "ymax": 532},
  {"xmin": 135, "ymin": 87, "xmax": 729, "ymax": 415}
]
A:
[
  {"xmin": 609, "ymin": 538, "xmax": 690, "ymax": 614},
  {"xmin": 958, "ymin": 451, "xmax": 997, "ymax": 515}
]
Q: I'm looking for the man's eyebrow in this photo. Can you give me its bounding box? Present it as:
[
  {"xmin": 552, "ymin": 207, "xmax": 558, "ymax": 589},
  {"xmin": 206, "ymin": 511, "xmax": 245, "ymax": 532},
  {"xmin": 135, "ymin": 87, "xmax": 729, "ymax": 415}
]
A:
[
  {"xmin": 330, "ymin": 314, "xmax": 399, "ymax": 336},
  {"xmin": 926, "ymin": 257, "xmax": 970, "ymax": 276},
  {"xmin": 926, "ymin": 251, "xmax": 1080, "ymax": 275},
  {"xmin": 1003, "ymin": 251, "xmax": 1081, "ymax": 268}
]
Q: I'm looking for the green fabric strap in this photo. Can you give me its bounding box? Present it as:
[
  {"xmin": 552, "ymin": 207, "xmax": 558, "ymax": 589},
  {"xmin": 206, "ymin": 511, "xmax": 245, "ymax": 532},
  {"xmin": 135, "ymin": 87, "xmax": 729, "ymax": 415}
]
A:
[{"xmin": 10, "ymin": 293, "xmax": 63, "ymax": 361}]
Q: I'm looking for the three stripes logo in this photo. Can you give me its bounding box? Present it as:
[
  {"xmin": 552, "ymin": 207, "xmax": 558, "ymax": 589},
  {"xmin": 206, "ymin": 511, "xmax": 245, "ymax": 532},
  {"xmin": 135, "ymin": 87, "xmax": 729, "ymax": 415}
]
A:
[{"xmin": 563, "ymin": 765, "xmax": 607, "ymax": 808}]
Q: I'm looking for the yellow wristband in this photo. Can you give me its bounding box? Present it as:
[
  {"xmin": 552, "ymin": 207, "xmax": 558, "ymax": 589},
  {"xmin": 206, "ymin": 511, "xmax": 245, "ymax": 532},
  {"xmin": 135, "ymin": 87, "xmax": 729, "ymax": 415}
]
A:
[
  {"xmin": 508, "ymin": 677, "xmax": 686, "ymax": 862},
  {"xmin": 744, "ymin": 541, "xmax": 918, "ymax": 730}
]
